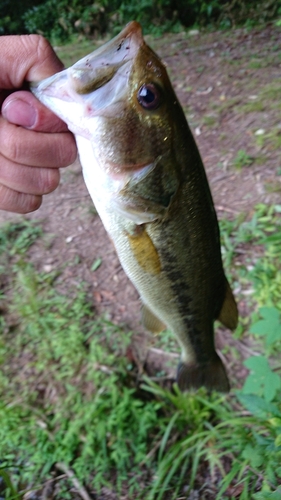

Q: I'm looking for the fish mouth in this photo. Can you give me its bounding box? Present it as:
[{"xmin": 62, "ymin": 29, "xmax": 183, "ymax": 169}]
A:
[
  {"xmin": 31, "ymin": 21, "xmax": 144, "ymax": 101},
  {"xmin": 69, "ymin": 21, "xmax": 144, "ymax": 94}
]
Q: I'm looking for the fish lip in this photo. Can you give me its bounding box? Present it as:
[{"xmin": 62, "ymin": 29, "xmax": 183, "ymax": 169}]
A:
[
  {"xmin": 69, "ymin": 21, "xmax": 144, "ymax": 95},
  {"xmin": 30, "ymin": 72, "xmax": 69, "ymax": 98}
]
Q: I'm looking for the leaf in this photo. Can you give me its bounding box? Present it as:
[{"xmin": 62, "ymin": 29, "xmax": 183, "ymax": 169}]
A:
[
  {"xmin": 259, "ymin": 306, "xmax": 280, "ymax": 321},
  {"xmin": 275, "ymin": 434, "xmax": 281, "ymax": 447},
  {"xmin": 268, "ymin": 489, "xmax": 281, "ymax": 500},
  {"xmin": 91, "ymin": 258, "xmax": 102, "ymax": 271},
  {"xmin": 269, "ymin": 417, "xmax": 281, "ymax": 428},
  {"xmin": 264, "ymin": 370, "xmax": 281, "ymax": 402},
  {"xmin": 243, "ymin": 356, "xmax": 281, "ymax": 402},
  {"xmin": 242, "ymin": 444, "xmax": 263, "ymax": 467},
  {"xmin": 236, "ymin": 393, "xmax": 281, "ymax": 419},
  {"xmin": 276, "ymin": 467, "xmax": 281, "ymax": 478},
  {"xmin": 250, "ymin": 307, "xmax": 281, "ymax": 346},
  {"xmin": 244, "ymin": 355, "xmax": 268, "ymax": 372},
  {"xmin": 0, "ymin": 469, "xmax": 17, "ymax": 496},
  {"xmin": 253, "ymin": 491, "xmax": 281, "ymax": 500}
]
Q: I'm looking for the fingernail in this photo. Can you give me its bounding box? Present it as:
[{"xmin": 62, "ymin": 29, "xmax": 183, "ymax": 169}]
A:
[{"xmin": 2, "ymin": 98, "xmax": 37, "ymax": 128}]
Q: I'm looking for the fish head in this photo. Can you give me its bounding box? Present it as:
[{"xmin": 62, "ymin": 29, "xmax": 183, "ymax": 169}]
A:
[{"xmin": 31, "ymin": 21, "xmax": 184, "ymax": 179}]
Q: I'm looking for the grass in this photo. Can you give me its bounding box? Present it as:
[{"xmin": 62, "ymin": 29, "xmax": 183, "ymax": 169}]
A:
[
  {"xmin": 232, "ymin": 149, "xmax": 254, "ymax": 170},
  {"xmin": 0, "ymin": 205, "xmax": 281, "ymax": 498},
  {"xmin": 202, "ymin": 114, "xmax": 218, "ymax": 127},
  {"xmin": 221, "ymin": 204, "xmax": 281, "ymax": 308},
  {"xmin": 238, "ymin": 83, "xmax": 281, "ymax": 114},
  {"xmin": 254, "ymin": 127, "xmax": 281, "ymax": 151}
]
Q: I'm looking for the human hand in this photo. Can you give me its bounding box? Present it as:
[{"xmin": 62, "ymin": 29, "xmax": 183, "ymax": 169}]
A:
[{"xmin": 0, "ymin": 35, "xmax": 77, "ymax": 213}]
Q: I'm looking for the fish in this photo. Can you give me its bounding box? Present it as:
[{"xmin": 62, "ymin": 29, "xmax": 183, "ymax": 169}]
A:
[{"xmin": 31, "ymin": 21, "xmax": 238, "ymax": 392}]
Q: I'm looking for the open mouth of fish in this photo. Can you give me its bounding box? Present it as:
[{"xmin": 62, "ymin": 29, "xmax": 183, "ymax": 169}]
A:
[{"xmin": 31, "ymin": 22, "xmax": 145, "ymax": 133}]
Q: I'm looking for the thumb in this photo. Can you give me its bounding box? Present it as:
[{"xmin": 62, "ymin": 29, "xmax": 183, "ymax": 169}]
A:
[{"xmin": 2, "ymin": 90, "xmax": 69, "ymax": 133}]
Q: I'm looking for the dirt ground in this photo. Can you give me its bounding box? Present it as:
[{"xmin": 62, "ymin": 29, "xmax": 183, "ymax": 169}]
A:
[{"xmin": 0, "ymin": 23, "xmax": 280, "ymax": 382}]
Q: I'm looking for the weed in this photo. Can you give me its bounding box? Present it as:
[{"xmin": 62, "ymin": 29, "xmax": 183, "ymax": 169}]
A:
[
  {"xmin": 0, "ymin": 219, "xmax": 42, "ymax": 257},
  {"xmin": 219, "ymin": 203, "xmax": 281, "ymax": 269},
  {"xmin": 233, "ymin": 149, "xmax": 254, "ymax": 169},
  {"xmin": 91, "ymin": 257, "xmax": 102, "ymax": 271},
  {"xmin": 1, "ymin": 205, "xmax": 281, "ymax": 498},
  {"xmin": 239, "ymin": 83, "xmax": 281, "ymax": 114},
  {"xmin": 212, "ymin": 95, "xmax": 242, "ymax": 114},
  {"xmin": 247, "ymin": 59, "xmax": 262, "ymax": 69},
  {"xmin": 234, "ymin": 307, "xmax": 281, "ymax": 497},
  {"xmin": 255, "ymin": 127, "xmax": 281, "ymax": 151},
  {"xmin": 0, "ymin": 261, "xmax": 165, "ymax": 497},
  {"xmin": 202, "ymin": 114, "xmax": 218, "ymax": 127},
  {"xmin": 220, "ymin": 205, "xmax": 281, "ymax": 453},
  {"xmin": 240, "ymin": 99, "xmax": 267, "ymax": 113}
]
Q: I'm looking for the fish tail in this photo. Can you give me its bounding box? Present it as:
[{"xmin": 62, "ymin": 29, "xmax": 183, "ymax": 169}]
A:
[{"xmin": 176, "ymin": 354, "xmax": 230, "ymax": 392}]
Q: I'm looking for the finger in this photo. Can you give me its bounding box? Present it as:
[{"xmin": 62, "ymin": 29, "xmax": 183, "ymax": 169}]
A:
[
  {"xmin": 2, "ymin": 91, "xmax": 69, "ymax": 132},
  {"xmin": 0, "ymin": 184, "xmax": 42, "ymax": 214},
  {"xmin": 0, "ymin": 35, "xmax": 64, "ymax": 88},
  {"xmin": 0, "ymin": 154, "xmax": 60, "ymax": 195},
  {"xmin": 0, "ymin": 116, "xmax": 77, "ymax": 168}
]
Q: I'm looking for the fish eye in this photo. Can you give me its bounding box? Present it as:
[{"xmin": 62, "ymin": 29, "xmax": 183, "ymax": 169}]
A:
[{"xmin": 137, "ymin": 83, "xmax": 161, "ymax": 110}]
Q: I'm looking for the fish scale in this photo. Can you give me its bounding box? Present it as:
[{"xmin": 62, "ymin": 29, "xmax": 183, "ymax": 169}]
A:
[{"xmin": 31, "ymin": 21, "xmax": 238, "ymax": 392}]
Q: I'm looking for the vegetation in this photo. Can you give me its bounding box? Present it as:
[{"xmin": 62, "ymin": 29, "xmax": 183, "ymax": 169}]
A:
[
  {"xmin": 1, "ymin": 0, "xmax": 281, "ymax": 42},
  {"xmin": 0, "ymin": 204, "xmax": 281, "ymax": 498}
]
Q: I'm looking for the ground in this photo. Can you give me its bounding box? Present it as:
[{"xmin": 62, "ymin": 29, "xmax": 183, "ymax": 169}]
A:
[{"xmin": 0, "ymin": 23, "xmax": 280, "ymax": 385}]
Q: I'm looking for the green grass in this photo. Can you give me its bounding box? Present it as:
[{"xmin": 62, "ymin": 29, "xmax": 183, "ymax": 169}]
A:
[
  {"xmin": 255, "ymin": 127, "xmax": 281, "ymax": 151},
  {"xmin": 232, "ymin": 149, "xmax": 254, "ymax": 170},
  {"xmin": 238, "ymin": 83, "xmax": 281, "ymax": 114},
  {"xmin": 202, "ymin": 114, "xmax": 218, "ymax": 127},
  {"xmin": 1, "ymin": 208, "xmax": 281, "ymax": 498}
]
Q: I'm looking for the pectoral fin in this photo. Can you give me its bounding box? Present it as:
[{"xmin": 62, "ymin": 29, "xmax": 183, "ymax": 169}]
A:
[
  {"xmin": 141, "ymin": 303, "xmax": 166, "ymax": 334},
  {"xmin": 217, "ymin": 279, "xmax": 238, "ymax": 331},
  {"xmin": 127, "ymin": 228, "xmax": 161, "ymax": 275}
]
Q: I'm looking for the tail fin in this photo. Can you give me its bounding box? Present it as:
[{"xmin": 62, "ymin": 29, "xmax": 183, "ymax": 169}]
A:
[{"xmin": 176, "ymin": 354, "xmax": 230, "ymax": 392}]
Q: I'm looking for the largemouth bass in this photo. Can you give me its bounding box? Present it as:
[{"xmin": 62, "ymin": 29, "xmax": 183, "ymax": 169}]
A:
[{"xmin": 31, "ymin": 21, "xmax": 238, "ymax": 391}]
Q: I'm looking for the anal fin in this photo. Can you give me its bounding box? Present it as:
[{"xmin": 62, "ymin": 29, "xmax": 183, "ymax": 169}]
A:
[
  {"xmin": 141, "ymin": 303, "xmax": 166, "ymax": 334},
  {"xmin": 176, "ymin": 353, "xmax": 230, "ymax": 392},
  {"xmin": 217, "ymin": 279, "xmax": 238, "ymax": 331}
]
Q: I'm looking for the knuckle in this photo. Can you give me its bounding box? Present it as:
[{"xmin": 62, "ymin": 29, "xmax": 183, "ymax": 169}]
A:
[
  {"xmin": 26, "ymin": 34, "xmax": 52, "ymax": 60},
  {"xmin": 36, "ymin": 35, "xmax": 54, "ymax": 65}
]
